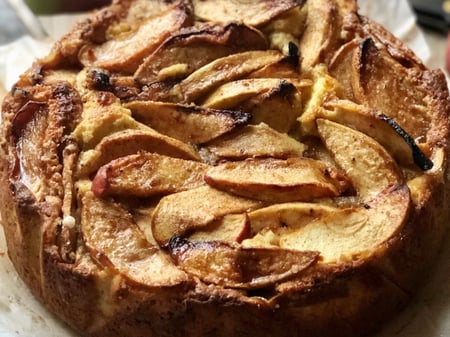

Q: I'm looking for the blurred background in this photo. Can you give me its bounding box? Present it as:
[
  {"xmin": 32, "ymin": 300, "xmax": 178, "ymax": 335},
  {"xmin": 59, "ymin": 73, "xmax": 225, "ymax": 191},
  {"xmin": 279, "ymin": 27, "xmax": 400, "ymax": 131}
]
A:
[{"xmin": 0, "ymin": 0, "xmax": 448, "ymax": 76}]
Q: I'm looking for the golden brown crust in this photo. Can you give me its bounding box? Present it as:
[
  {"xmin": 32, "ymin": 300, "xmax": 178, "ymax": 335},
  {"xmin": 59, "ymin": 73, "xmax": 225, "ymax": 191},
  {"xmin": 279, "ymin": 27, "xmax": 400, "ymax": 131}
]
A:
[{"xmin": 1, "ymin": 1, "xmax": 449, "ymax": 336}]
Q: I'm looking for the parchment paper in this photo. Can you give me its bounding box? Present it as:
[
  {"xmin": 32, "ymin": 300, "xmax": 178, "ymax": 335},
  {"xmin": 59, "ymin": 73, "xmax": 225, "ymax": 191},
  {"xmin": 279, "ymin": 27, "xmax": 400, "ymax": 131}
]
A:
[{"xmin": 0, "ymin": 1, "xmax": 449, "ymax": 336}]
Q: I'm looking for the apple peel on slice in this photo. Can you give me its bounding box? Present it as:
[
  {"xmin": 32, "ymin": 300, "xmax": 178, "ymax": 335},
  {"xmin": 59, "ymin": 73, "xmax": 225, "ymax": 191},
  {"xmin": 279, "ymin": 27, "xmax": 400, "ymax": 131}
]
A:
[
  {"xmin": 168, "ymin": 237, "xmax": 319, "ymax": 289},
  {"xmin": 204, "ymin": 157, "xmax": 350, "ymax": 202}
]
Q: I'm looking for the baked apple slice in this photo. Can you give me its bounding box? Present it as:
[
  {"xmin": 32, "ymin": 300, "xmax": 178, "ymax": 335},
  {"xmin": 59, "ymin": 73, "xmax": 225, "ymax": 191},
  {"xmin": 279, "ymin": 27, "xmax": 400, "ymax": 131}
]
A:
[
  {"xmin": 77, "ymin": 129, "xmax": 200, "ymax": 177},
  {"xmin": 238, "ymin": 80, "xmax": 304, "ymax": 133},
  {"xmin": 134, "ymin": 22, "xmax": 268, "ymax": 85},
  {"xmin": 321, "ymin": 99, "xmax": 431, "ymax": 169},
  {"xmin": 247, "ymin": 202, "xmax": 339, "ymax": 234},
  {"xmin": 172, "ymin": 50, "xmax": 285, "ymax": 103},
  {"xmin": 169, "ymin": 237, "xmax": 319, "ymax": 289},
  {"xmin": 204, "ymin": 157, "xmax": 350, "ymax": 202},
  {"xmin": 280, "ymin": 184, "xmax": 410, "ymax": 264},
  {"xmin": 328, "ymin": 39, "xmax": 359, "ymax": 101},
  {"xmin": 192, "ymin": 0, "xmax": 305, "ymax": 27},
  {"xmin": 81, "ymin": 191, "xmax": 188, "ymax": 286},
  {"xmin": 351, "ymin": 38, "xmax": 431, "ymax": 140},
  {"xmin": 199, "ymin": 123, "xmax": 305, "ymax": 163},
  {"xmin": 91, "ymin": 152, "xmax": 209, "ymax": 197},
  {"xmin": 187, "ymin": 213, "xmax": 251, "ymax": 244},
  {"xmin": 299, "ymin": 0, "xmax": 341, "ymax": 68},
  {"xmin": 151, "ymin": 186, "xmax": 262, "ymax": 246},
  {"xmin": 79, "ymin": 1, "xmax": 193, "ymax": 73},
  {"xmin": 124, "ymin": 100, "xmax": 251, "ymax": 144},
  {"xmin": 317, "ymin": 118, "xmax": 401, "ymax": 200},
  {"xmin": 201, "ymin": 78, "xmax": 295, "ymax": 109}
]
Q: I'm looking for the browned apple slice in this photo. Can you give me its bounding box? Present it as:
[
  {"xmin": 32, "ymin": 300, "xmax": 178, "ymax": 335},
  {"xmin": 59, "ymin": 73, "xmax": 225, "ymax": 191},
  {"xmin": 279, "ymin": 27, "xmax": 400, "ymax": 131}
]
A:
[
  {"xmin": 192, "ymin": 0, "xmax": 305, "ymax": 27},
  {"xmin": 239, "ymin": 79, "xmax": 305, "ymax": 133},
  {"xmin": 91, "ymin": 152, "xmax": 209, "ymax": 197},
  {"xmin": 124, "ymin": 100, "xmax": 251, "ymax": 144},
  {"xmin": 280, "ymin": 184, "xmax": 411, "ymax": 264},
  {"xmin": 322, "ymin": 99, "xmax": 433, "ymax": 169},
  {"xmin": 360, "ymin": 16, "xmax": 425, "ymax": 69},
  {"xmin": 199, "ymin": 123, "xmax": 305, "ymax": 163},
  {"xmin": 77, "ymin": 129, "xmax": 200, "ymax": 177},
  {"xmin": 204, "ymin": 157, "xmax": 350, "ymax": 202},
  {"xmin": 299, "ymin": 0, "xmax": 341, "ymax": 69},
  {"xmin": 169, "ymin": 237, "xmax": 318, "ymax": 289},
  {"xmin": 201, "ymin": 78, "xmax": 291, "ymax": 109},
  {"xmin": 317, "ymin": 118, "xmax": 401, "ymax": 200},
  {"xmin": 328, "ymin": 39, "xmax": 359, "ymax": 101},
  {"xmin": 151, "ymin": 186, "xmax": 262, "ymax": 246},
  {"xmin": 134, "ymin": 22, "xmax": 268, "ymax": 85},
  {"xmin": 79, "ymin": 2, "xmax": 193, "ymax": 73},
  {"xmin": 81, "ymin": 191, "xmax": 188, "ymax": 286},
  {"xmin": 248, "ymin": 202, "xmax": 339, "ymax": 234},
  {"xmin": 187, "ymin": 213, "xmax": 251, "ymax": 243},
  {"xmin": 351, "ymin": 38, "xmax": 431, "ymax": 141},
  {"xmin": 247, "ymin": 43, "xmax": 301, "ymax": 79},
  {"xmin": 171, "ymin": 50, "xmax": 285, "ymax": 103}
]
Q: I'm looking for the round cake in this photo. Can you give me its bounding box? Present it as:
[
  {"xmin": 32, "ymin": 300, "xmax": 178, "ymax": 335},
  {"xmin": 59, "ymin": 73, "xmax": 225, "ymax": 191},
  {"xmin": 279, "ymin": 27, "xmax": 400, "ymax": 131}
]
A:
[{"xmin": 1, "ymin": 1, "xmax": 449, "ymax": 336}]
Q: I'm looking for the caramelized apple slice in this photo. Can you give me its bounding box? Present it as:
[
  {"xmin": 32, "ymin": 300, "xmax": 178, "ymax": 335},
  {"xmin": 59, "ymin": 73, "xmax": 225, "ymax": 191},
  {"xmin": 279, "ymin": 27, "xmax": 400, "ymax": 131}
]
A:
[
  {"xmin": 351, "ymin": 38, "xmax": 431, "ymax": 140},
  {"xmin": 248, "ymin": 202, "xmax": 339, "ymax": 234},
  {"xmin": 204, "ymin": 158, "xmax": 350, "ymax": 202},
  {"xmin": 360, "ymin": 16, "xmax": 425, "ymax": 69},
  {"xmin": 280, "ymin": 185, "xmax": 410, "ymax": 264},
  {"xmin": 77, "ymin": 129, "xmax": 200, "ymax": 177},
  {"xmin": 202, "ymin": 78, "xmax": 292, "ymax": 109},
  {"xmin": 81, "ymin": 191, "xmax": 188, "ymax": 286},
  {"xmin": 239, "ymin": 80, "xmax": 304, "ymax": 133},
  {"xmin": 134, "ymin": 22, "xmax": 268, "ymax": 85},
  {"xmin": 299, "ymin": 0, "xmax": 341, "ymax": 68},
  {"xmin": 328, "ymin": 39, "xmax": 359, "ymax": 101},
  {"xmin": 187, "ymin": 213, "xmax": 251, "ymax": 243},
  {"xmin": 317, "ymin": 118, "xmax": 401, "ymax": 199},
  {"xmin": 91, "ymin": 152, "xmax": 209, "ymax": 197},
  {"xmin": 124, "ymin": 100, "xmax": 251, "ymax": 144},
  {"xmin": 79, "ymin": 2, "xmax": 193, "ymax": 73},
  {"xmin": 172, "ymin": 50, "xmax": 284, "ymax": 103},
  {"xmin": 151, "ymin": 186, "xmax": 262, "ymax": 246},
  {"xmin": 247, "ymin": 44, "xmax": 301, "ymax": 79},
  {"xmin": 323, "ymin": 99, "xmax": 433, "ymax": 169},
  {"xmin": 192, "ymin": 0, "xmax": 305, "ymax": 27},
  {"xmin": 199, "ymin": 123, "xmax": 305, "ymax": 163},
  {"xmin": 169, "ymin": 237, "xmax": 318, "ymax": 289}
]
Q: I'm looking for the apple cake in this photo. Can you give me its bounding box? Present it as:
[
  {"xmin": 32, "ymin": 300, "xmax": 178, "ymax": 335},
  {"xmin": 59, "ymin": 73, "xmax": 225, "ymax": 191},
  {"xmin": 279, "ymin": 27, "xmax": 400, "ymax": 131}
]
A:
[{"xmin": 1, "ymin": 1, "xmax": 449, "ymax": 336}]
